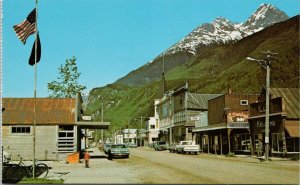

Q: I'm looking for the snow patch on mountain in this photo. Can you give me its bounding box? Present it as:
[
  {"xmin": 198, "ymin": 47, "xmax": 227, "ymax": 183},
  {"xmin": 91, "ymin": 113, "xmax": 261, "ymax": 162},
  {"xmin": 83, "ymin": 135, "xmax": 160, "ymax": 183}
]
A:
[{"xmin": 167, "ymin": 4, "xmax": 289, "ymax": 55}]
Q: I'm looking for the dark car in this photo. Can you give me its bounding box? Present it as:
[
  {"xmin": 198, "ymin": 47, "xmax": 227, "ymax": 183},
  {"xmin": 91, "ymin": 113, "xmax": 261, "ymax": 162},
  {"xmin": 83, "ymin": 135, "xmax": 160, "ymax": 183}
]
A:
[
  {"xmin": 108, "ymin": 144, "xmax": 130, "ymax": 159},
  {"xmin": 153, "ymin": 141, "xmax": 168, "ymax": 151},
  {"xmin": 103, "ymin": 143, "xmax": 112, "ymax": 154}
]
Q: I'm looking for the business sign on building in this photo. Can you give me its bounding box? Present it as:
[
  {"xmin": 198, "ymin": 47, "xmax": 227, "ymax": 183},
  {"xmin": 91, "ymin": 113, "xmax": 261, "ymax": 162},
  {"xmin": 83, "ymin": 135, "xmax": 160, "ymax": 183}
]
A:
[
  {"xmin": 191, "ymin": 116, "xmax": 200, "ymax": 121},
  {"xmin": 82, "ymin": 116, "xmax": 92, "ymax": 121},
  {"xmin": 227, "ymin": 112, "xmax": 248, "ymax": 123}
]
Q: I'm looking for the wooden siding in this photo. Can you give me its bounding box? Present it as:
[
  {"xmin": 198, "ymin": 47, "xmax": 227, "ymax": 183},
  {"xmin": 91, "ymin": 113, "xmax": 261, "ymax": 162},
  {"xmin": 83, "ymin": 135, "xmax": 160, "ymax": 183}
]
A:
[
  {"xmin": 2, "ymin": 125, "xmax": 58, "ymax": 161},
  {"xmin": 208, "ymin": 95, "xmax": 226, "ymax": 125},
  {"xmin": 257, "ymin": 88, "xmax": 300, "ymax": 119},
  {"xmin": 173, "ymin": 93, "xmax": 185, "ymax": 113},
  {"xmin": 250, "ymin": 97, "xmax": 283, "ymax": 117},
  {"xmin": 208, "ymin": 94, "xmax": 259, "ymax": 125}
]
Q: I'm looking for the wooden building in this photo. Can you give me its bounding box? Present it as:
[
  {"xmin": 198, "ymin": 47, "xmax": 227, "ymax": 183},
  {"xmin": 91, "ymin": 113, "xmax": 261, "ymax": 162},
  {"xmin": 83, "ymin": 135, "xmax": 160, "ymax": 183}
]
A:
[
  {"xmin": 2, "ymin": 94, "xmax": 109, "ymax": 161},
  {"xmin": 249, "ymin": 88, "xmax": 300, "ymax": 157},
  {"xmin": 157, "ymin": 82, "xmax": 221, "ymax": 144},
  {"xmin": 193, "ymin": 92, "xmax": 259, "ymax": 155}
]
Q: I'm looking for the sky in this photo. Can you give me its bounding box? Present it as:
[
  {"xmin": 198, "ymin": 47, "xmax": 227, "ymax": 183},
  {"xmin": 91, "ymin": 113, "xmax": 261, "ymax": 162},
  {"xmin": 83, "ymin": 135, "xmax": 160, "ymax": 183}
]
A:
[{"xmin": 2, "ymin": 0, "xmax": 299, "ymax": 97}]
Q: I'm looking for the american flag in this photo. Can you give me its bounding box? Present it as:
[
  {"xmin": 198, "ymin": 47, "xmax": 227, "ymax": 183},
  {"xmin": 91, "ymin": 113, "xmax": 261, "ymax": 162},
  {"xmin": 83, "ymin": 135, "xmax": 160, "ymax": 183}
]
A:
[{"xmin": 13, "ymin": 9, "xmax": 36, "ymax": 44}]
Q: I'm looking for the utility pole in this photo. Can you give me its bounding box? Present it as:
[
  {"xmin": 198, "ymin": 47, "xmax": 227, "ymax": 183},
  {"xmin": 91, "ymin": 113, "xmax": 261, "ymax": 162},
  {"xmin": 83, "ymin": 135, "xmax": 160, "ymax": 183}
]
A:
[
  {"xmin": 140, "ymin": 116, "xmax": 143, "ymax": 147},
  {"xmin": 101, "ymin": 99, "xmax": 104, "ymax": 144},
  {"xmin": 127, "ymin": 121, "xmax": 130, "ymax": 144},
  {"xmin": 246, "ymin": 51, "xmax": 278, "ymax": 162}
]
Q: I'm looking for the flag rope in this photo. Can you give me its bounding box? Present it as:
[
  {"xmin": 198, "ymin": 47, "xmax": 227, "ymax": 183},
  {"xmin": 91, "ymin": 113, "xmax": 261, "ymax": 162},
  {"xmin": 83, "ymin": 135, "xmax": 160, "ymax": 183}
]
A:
[{"xmin": 33, "ymin": 0, "xmax": 38, "ymax": 179}]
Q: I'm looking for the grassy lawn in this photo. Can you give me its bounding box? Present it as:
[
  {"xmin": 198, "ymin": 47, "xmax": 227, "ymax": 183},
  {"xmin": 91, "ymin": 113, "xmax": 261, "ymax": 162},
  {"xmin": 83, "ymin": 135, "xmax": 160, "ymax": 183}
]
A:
[{"xmin": 18, "ymin": 178, "xmax": 63, "ymax": 184}]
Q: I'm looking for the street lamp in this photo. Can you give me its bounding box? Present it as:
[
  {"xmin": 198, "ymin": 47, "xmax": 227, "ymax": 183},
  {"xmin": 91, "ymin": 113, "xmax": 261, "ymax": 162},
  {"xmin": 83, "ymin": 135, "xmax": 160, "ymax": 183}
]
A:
[{"xmin": 246, "ymin": 51, "xmax": 277, "ymax": 162}]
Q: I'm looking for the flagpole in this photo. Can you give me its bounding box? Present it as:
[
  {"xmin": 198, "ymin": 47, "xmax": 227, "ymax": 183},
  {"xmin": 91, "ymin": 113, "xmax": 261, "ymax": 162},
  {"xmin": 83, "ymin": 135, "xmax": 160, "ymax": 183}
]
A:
[{"xmin": 33, "ymin": 0, "xmax": 38, "ymax": 179}]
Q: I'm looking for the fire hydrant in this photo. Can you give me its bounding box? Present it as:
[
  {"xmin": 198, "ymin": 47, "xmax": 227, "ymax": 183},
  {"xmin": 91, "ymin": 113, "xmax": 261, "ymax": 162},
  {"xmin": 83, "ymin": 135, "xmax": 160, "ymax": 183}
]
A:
[{"xmin": 84, "ymin": 151, "xmax": 91, "ymax": 168}]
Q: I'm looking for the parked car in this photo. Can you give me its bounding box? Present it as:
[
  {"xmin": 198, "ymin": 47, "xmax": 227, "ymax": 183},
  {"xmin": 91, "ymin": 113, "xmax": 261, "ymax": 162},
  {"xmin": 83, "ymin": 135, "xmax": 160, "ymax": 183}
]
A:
[
  {"xmin": 174, "ymin": 141, "xmax": 200, "ymax": 154},
  {"xmin": 241, "ymin": 139, "xmax": 262, "ymax": 152},
  {"xmin": 125, "ymin": 142, "xmax": 137, "ymax": 148},
  {"xmin": 153, "ymin": 141, "xmax": 168, "ymax": 151},
  {"xmin": 103, "ymin": 143, "xmax": 112, "ymax": 154},
  {"xmin": 168, "ymin": 144, "xmax": 176, "ymax": 153},
  {"xmin": 108, "ymin": 144, "xmax": 130, "ymax": 159}
]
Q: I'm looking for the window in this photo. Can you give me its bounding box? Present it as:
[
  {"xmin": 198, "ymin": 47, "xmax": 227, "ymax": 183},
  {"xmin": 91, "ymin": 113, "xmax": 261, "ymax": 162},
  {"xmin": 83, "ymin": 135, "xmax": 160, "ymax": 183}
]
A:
[
  {"xmin": 150, "ymin": 125, "xmax": 155, "ymax": 129},
  {"xmin": 260, "ymin": 104, "xmax": 266, "ymax": 112},
  {"xmin": 272, "ymin": 133, "xmax": 283, "ymax": 153},
  {"xmin": 11, "ymin": 126, "xmax": 31, "ymax": 134},
  {"xmin": 240, "ymin": 100, "xmax": 248, "ymax": 105}
]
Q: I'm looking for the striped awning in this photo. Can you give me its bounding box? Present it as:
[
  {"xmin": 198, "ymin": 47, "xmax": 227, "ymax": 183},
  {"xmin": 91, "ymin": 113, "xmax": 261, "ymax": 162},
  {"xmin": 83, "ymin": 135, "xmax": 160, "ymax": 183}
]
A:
[{"xmin": 285, "ymin": 120, "xmax": 300, "ymax": 137}]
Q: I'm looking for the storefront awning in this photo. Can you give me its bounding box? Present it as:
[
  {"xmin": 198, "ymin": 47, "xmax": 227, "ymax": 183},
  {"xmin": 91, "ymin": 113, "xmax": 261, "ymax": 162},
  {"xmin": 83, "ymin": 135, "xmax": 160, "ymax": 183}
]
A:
[
  {"xmin": 192, "ymin": 123, "xmax": 227, "ymax": 132},
  {"xmin": 193, "ymin": 122, "xmax": 249, "ymax": 132},
  {"xmin": 76, "ymin": 121, "xmax": 110, "ymax": 129},
  {"xmin": 285, "ymin": 121, "xmax": 300, "ymax": 137}
]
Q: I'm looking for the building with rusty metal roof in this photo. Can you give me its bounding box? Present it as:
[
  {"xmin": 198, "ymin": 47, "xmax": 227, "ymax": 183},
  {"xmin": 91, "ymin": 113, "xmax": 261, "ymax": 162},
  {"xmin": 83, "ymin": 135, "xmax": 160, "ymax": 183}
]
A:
[
  {"xmin": 2, "ymin": 98, "xmax": 76, "ymax": 125},
  {"xmin": 2, "ymin": 94, "xmax": 110, "ymax": 161}
]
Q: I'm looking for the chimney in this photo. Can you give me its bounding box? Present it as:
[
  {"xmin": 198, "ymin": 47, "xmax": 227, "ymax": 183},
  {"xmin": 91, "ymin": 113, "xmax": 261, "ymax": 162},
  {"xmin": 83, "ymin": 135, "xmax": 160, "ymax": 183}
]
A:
[{"xmin": 228, "ymin": 87, "xmax": 232, "ymax": 94}]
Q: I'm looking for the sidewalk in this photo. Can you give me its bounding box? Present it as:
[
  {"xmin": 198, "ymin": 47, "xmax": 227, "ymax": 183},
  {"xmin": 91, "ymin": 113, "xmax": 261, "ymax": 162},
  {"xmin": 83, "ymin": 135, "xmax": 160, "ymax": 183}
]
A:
[{"xmin": 45, "ymin": 147, "xmax": 132, "ymax": 184}]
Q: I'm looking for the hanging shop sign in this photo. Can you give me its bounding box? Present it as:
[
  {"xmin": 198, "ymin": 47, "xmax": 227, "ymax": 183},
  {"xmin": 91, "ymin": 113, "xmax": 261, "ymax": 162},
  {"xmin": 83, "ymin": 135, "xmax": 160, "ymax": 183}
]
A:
[{"xmin": 256, "ymin": 120, "xmax": 276, "ymax": 128}]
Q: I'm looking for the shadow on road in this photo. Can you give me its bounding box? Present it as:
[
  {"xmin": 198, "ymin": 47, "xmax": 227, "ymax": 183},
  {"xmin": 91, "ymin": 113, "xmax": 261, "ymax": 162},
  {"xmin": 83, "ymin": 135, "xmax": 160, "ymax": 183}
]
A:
[{"xmin": 90, "ymin": 155, "xmax": 107, "ymax": 159}]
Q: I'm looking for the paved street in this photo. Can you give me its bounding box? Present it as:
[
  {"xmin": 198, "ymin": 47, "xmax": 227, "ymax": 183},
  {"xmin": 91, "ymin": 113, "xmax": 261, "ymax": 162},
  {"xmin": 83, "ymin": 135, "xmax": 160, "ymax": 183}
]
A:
[{"xmin": 45, "ymin": 147, "xmax": 300, "ymax": 184}]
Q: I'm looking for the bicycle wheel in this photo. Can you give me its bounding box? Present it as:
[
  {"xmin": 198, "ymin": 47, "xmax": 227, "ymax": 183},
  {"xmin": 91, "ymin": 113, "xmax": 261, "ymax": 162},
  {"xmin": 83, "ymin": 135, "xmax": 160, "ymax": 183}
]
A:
[{"xmin": 35, "ymin": 163, "xmax": 49, "ymax": 178}]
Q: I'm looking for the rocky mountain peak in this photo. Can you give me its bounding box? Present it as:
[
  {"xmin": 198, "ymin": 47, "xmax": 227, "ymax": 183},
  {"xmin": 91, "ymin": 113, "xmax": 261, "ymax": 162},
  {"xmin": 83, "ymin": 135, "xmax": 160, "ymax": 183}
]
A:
[
  {"xmin": 240, "ymin": 3, "xmax": 289, "ymax": 33},
  {"xmin": 166, "ymin": 4, "xmax": 289, "ymax": 56},
  {"xmin": 213, "ymin": 16, "xmax": 233, "ymax": 25}
]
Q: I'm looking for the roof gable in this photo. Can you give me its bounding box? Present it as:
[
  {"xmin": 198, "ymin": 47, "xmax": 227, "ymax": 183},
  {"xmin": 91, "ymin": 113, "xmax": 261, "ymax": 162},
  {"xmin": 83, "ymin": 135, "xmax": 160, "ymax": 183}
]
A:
[
  {"xmin": 269, "ymin": 88, "xmax": 300, "ymax": 119},
  {"xmin": 187, "ymin": 93, "xmax": 222, "ymax": 110}
]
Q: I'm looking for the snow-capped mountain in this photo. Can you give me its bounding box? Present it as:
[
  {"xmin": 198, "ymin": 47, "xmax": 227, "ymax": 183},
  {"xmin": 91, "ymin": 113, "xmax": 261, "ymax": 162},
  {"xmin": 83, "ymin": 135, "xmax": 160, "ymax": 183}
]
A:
[
  {"xmin": 115, "ymin": 3, "xmax": 291, "ymax": 87},
  {"xmin": 167, "ymin": 3, "xmax": 289, "ymax": 55}
]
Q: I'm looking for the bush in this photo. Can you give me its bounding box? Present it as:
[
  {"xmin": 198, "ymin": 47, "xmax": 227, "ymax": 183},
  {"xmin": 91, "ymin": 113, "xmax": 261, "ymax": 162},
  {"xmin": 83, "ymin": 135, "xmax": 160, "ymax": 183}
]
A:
[
  {"xmin": 290, "ymin": 154, "xmax": 299, "ymax": 161},
  {"xmin": 225, "ymin": 152, "xmax": 235, "ymax": 157}
]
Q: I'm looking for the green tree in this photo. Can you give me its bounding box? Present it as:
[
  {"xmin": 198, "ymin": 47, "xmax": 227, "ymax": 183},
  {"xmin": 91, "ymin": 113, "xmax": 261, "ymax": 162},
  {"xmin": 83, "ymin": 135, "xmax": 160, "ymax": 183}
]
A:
[{"xmin": 48, "ymin": 56, "xmax": 86, "ymax": 98}]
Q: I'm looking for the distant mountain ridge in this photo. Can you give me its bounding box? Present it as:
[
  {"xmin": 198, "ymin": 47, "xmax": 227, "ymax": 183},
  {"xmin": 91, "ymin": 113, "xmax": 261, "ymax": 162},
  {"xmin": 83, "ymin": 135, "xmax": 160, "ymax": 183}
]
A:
[
  {"xmin": 85, "ymin": 15, "xmax": 299, "ymax": 132},
  {"xmin": 115, "ymin": 3, "xmax": 289, "ymax": 86}
]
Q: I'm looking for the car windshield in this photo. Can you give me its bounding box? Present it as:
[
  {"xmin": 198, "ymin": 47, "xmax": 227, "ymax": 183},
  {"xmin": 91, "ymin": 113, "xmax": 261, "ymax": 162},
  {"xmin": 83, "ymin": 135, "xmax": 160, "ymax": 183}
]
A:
[
  {"xmin": 158, "ymin": 142, "xmax": 166, "ymax": 145},
  {"xmin": 111, "ymin": 144, "xmax": 126, "ymax": 148},
  {"xmin": 182, "ymin": 142, "xmax": 192, "ymax": 145}
]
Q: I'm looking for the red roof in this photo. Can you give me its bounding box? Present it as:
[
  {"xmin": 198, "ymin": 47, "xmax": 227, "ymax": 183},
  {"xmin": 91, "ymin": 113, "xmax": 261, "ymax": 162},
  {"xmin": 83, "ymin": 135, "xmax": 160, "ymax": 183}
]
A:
[{"xmin": 2, "ymin": 98, "xmax": 76, "ymax": 125}]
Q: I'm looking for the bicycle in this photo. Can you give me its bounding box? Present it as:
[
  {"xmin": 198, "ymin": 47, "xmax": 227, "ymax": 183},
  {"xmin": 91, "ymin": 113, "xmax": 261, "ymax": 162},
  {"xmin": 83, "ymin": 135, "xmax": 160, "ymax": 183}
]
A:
[{"xmin": 2, "ymin": 154, "xmax": 49, "ymax": 182}]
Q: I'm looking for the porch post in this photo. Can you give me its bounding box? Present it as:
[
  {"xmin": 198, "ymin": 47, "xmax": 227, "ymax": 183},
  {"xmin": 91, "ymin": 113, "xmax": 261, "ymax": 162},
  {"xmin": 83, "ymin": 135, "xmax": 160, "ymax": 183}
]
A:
[
  {"xmin": 169, "ymin": 127, "xmax": 172, "ymax": 144},
  {"xmin": 201, "ymin": 134, "xmax": 204, "ymax": 153},
  {"xmin": 227, "ymin": 129, "xmax": 231, "ymax": 153},
  {"xmin": 249, "ymin": 130, "xmax": 254, "ymax": 156},
  {"xmin": 208, "ymin": 134, "xmax": 210, "ymax": 154},
  {"xmin": 220, "ymin": 133, "xmax": 223, "ymax": 155},
  {"xmin": 214, "ymin": 135, "xmax": 217, "ymax": 155}
]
